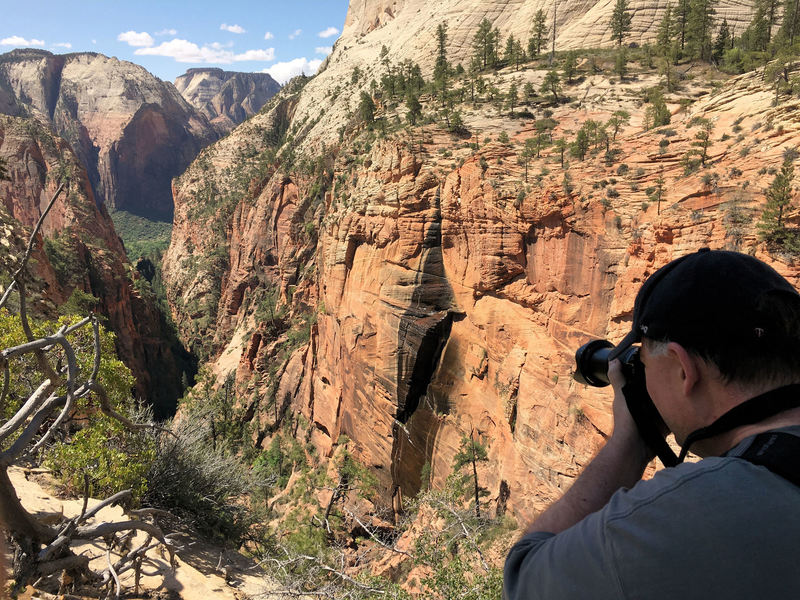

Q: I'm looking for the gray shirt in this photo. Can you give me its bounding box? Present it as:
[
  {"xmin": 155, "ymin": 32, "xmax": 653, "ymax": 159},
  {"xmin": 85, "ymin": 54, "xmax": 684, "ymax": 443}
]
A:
[{"xmin": 504, "ymin": 427, "xmax": 800, "ymax": 599}]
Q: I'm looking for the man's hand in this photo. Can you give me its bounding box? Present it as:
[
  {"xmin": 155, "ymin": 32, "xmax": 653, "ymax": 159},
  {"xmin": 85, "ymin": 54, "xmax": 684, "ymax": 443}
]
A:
[{"xmin": 608, "ymin": 358, "xmax": 654, "ymax": 464}]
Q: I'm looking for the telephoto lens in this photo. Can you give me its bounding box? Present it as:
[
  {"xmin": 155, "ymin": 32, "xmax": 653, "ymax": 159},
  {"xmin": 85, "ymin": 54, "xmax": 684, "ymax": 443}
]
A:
[{"xmin": 574, "ymin": 340, "xmax": 639, "ymax": 387}]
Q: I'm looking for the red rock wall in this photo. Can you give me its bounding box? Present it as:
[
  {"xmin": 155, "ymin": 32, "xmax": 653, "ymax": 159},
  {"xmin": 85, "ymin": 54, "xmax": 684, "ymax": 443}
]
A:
[{"xmin": 0, "ymin": 115, "xmax": 185, "ymax": 415}]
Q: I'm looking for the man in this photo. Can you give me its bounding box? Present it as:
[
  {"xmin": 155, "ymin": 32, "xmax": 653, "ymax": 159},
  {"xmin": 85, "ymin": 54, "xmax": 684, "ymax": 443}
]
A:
[{"xmin": 504, "ymin": 249, "xmax": 800, "ymax": 599}]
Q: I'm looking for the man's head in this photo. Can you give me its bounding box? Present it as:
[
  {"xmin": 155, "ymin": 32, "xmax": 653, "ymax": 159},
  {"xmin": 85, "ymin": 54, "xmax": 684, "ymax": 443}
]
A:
[{"xmin": 611, "ymin": 249, "xmax": 800, "ymax": 390}]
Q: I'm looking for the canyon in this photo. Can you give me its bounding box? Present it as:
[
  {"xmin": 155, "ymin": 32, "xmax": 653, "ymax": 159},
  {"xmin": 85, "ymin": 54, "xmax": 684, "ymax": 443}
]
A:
[
  {"xmin": 0, "ymin": 114, "xmax": 188, "ymax": 414},
  {"xmin": 3, "ymin": 0, "xmax": 800, "ymax": 594},
  {"xmin": 161, "ymin": 0, "xmax": 799, "ymax": 528}
]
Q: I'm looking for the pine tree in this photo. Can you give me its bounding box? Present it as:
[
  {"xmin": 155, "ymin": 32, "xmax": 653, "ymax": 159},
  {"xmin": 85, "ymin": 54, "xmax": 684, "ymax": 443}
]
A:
[
  {"xmin": 691, "ymin": 117, "xmax": 714, "ymax": 165},
  {"xmin": 563, "ymin": 50, "xmax": 578, "ymax": 83},
  {"xmin": 507, "ymin": 81, "xmax": 519, "ymax": 113},
  {"xmin": 529, "ymin": 9, "xmax": 548, "ymax": 57},
  {"xmin": 657, "ymin": 5, "xmax": 676, "ymax": 56},
  {"xmin": 644, "ymin": 88, "xmax": 671, "ymax": 129},
  {"xmin": 764, "ymin": 0, "xmax": 782, "ymax": 46},
  {"xmin": 405, "ymin": 92, "xmax": 422, "ymax": 125},
  {"xmin": 572, "ymin": 128, "xmax": 590, "ymax": 160},
  {"xmin": 685, "ymin": 0, "xmax": 715, "ymax": 61},
  {"xmin": 611, "ymin": 0, "xmax": 633, "ymax": 45},
  {"xmin": 358, "ymin": 92, "xmax": 375, "ymax": 125},
  {"xmin": 713, "ymin": 19, "xmax": 732, "ymax": 61},
  {"xmin": 540, "ymin": 70, "xmax": 562, "ymax": 103},
  {"xmin": 492, "ymin": 27, "xmax": 502, "ymax": 67},
  {"xmin": 473, "ymin": 18, "xmax": 494, "ymax": 69},
  {"xmin": 513, "ymin": 38, "xmax": 526, "ymax": 70},
  {"xmin": 759, "ymin": 156, "xmax": 796, "ymax": 246},
  {"xmin": 778, "ymin": 0, "xmax": 800, "ymax": 47},
  {"xmin": 743, "ymin": 1, "xmax": 771, "ymax": 51},
  {"xmin": 606, "ymin": 110, "xmax": 631, "ymax": 140},
  {"xmin": 434, "ymin": 22, "xmax": 449, "ymax": 100},
  {"xmin": 676, "ymin": 0, "xmax": 691, "ymax": 50},
  {"xmin": 615, "ymin": 47, "xmax": 629, "ymax": 78},
  {"xmin": 504, "ymin": 33, "xmax": 516, "ymax": 66},
  {"xmin": 453, "ymin": 431, "xmax": 489, "ymax": 518},
  {"xmin": 0, "ymin": 157, "xmax": 8, "ymax": 181}
]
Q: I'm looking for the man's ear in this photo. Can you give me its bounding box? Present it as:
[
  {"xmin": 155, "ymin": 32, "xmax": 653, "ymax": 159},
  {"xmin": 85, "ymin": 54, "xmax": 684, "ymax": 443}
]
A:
[{"xmin": 667, "ymin": 342, "xmax": 700, "ymax": 396}]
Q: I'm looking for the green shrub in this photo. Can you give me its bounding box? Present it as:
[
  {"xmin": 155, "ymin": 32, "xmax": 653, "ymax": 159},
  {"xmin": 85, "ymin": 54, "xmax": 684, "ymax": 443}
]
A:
[{"xmin": 143, "ymin": 414, "xmax": 252, "ymax": 540}]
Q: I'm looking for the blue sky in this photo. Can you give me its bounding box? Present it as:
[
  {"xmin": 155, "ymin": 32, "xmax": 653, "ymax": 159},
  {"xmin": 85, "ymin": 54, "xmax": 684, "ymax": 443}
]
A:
[{"xmin": 0, "ymin": 0, "xmax": 350, "ymax": 84}]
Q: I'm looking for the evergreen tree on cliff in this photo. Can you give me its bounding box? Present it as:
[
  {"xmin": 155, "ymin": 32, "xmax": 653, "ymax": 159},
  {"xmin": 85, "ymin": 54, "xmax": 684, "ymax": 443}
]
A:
[
  {"xmin": 473, "ymin": 18, "xmax": 495, "ymax": 69},
  {"xmin": 611, "ymin": 0, "xmax": 633, "ymax": 45},
  {"xmin": 686, "ymin": 0, "xmax": 716, "ymax": 61},
  {"xmin": 777, "ymin": 0, "xmax": 800, "ymax": 46},
  {"xmin": 676, "ymin": 0, "xmax": 690, "ymax": 50},
  {"xmin": 759, "ymin": 154, "xmax": 797, "ymax": 247},
  {"xmin": 529, "ymin": 9, "xmax": 548, "ymax": 57},
  {"xmin": 434, "ymin": 22, "xmax": 449, "ymax": 100}
]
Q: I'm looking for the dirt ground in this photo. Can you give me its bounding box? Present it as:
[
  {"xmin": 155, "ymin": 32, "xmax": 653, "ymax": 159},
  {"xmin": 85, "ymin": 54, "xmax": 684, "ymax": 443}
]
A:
[{"xmin": 6, "ymin": 466, "xmax": 288, "ymax": 600}]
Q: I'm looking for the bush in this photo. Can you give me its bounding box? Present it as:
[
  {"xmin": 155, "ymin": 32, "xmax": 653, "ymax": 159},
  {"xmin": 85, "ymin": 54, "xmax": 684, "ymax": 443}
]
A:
[{"xmin": 143, "ymin": 414, "xmax": 252, "ymax": 540}]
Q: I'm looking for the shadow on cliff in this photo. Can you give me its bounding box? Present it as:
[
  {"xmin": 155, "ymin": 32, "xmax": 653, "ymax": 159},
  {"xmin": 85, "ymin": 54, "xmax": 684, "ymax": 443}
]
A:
[{"xmin": 391, "ymin": 190, "xmax": 462, "ymax": 499}]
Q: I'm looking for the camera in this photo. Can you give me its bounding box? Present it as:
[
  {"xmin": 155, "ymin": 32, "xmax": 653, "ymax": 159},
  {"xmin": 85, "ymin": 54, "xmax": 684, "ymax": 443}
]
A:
[
  {"xmin": 573, "ymin": 339, "xmax": 642, "ymax": 388},
  {"xmin": 573, "ymin": 339, "xmax": 679, "ymax": 467}
]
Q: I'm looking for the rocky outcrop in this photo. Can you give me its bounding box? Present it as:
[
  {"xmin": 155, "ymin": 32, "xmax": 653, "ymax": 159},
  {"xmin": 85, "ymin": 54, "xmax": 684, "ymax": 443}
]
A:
[
  {"xmin": 174, "ymin": 68, "xmax": 281, "ymax": 134},
  {"xmin": 0, "ymin": 49, "xmax": 218, "ymax": 219},
  {"xmin": 0, "ymin": 114, "xmax": 188, "ymax": 416},
  {"xmin": 344, "ymin": 0, "xmax": 756, "ymax": 57},
  {"xmin": 162, "ymin": 0, "xmax": 800, "ymax": 526},
  {"xmin": 164, "ymin": 53, "xmax": 800, "ymax": 524}
]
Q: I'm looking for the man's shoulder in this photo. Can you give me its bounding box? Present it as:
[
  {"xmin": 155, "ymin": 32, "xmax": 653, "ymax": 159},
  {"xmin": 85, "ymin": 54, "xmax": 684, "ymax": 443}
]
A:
[{"xmin": 606, "ymin": 437, "xmax": 800, "ymax": 524}]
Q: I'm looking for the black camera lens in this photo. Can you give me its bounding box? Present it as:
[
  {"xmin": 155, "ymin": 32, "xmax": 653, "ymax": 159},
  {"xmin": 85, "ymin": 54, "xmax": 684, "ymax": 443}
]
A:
[{"xmin": 574, "ymin": 340, "xmax": 640, "ymax": 387}]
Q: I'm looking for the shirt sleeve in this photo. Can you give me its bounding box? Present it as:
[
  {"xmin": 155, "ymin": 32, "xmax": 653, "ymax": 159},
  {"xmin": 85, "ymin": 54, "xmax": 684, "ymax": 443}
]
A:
[{"xmin": 503, "ymin": 510, "xmax": 625, "ymax": 600}]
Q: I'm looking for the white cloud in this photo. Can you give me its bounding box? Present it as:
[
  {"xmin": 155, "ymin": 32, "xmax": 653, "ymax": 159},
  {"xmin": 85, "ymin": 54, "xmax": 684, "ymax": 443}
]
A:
[
  {"xmin": 263, "ymin": 57, "xmax": 322, "ymax": 84},
  {"xmin": 221, "ymin": 23, "xmax": 246, "ymax": 34},
  {"xmin": 318, "ymin": 27, "xmax": 339, "ymax": 39},
  {"xmin": 118, "ymin": 31, "xmax": 154, "ymax": 47},
  {"xmin": 1, "ymin": 36, "xmax": 45, "ymax": 46},
  {"xmin": 155, "ymin": 28, "xmax": 177, "ymax": 36},
  {"xmin": 136, "ymin": 39, "xmax": 276, "ymax": 64},
  {"xmin": 209, "ymin": 41, "xmax": 234, "ymax": 49},
  {"xmin": 264, "ymin": 31, "xmax": 274, "ymax": 40},
  {"xmin": 315, "ymin": 46, "xmax": 332, "ymax": 56},
  {"xmin": 53, "ymin": 42, "xmax": 72, "ymax": 49},
  {"xmin": 236, "ymin": 48, "xmax": 275, "ymax": 61},
  {"xmin": 289, "ymin": 29, "xmax": 302, "ymax": 40}
]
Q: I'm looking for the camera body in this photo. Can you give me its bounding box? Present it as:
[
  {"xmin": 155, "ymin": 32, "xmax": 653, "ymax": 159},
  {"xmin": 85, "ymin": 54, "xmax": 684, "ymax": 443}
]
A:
[{"xmin": 573, "ymin": 339, "xmax": 678, "ymax": 466}]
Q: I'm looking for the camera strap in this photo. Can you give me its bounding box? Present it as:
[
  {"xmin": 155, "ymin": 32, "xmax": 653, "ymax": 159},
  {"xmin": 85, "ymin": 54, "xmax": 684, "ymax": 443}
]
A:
[
  {"xmin": 736, "ymin": 431, "xmax": 800, "ymax": 488},
  {"xmin": 622, "ymin": 377, "xmax": 680, "ymax": 467},
  {"xmin": 679, "ymin": 384, "xmax": 800, "ymax": 462}
]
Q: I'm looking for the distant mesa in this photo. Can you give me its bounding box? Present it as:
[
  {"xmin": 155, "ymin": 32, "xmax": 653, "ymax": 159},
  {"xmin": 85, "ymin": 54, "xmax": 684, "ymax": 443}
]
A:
[{"xmin": 175, "ymin": 68, "xmax": 281, "ymax": 134}]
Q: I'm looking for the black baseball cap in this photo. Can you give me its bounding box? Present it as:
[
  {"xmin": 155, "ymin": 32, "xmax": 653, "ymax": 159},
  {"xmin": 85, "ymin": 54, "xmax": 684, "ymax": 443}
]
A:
[{"xmin": 609, "ymin": 248, "xmax": 800, "ymax": 360}]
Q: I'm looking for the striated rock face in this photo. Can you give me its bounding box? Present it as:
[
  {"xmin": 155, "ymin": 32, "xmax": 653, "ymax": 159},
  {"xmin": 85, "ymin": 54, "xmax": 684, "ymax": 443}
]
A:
[
  {"xmin": 163, "ymin": 0, "xmax": 800, "ymax": 525},
  {"xmin": 174, "ymin": 68, "xmax": 281, "ymax": 134},
  {"xmin": 343, "ymin": 0, "xmax": 756, "ymax": 58},
  {"xmin": 164, "ymin": 57, "xmax": 800, "ymax": 524},
  {"xmin": 0, "ymin": 114, "xmax": 186, "ymax": 416},
  {"xmin": 0, "ymin": 49, "xmax": 218, "ymax": 219}
]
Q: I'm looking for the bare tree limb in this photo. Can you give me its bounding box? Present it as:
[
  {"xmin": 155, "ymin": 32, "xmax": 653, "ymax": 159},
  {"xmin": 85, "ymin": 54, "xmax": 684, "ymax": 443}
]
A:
[
  {"xmin": 106, "ymin": 548, "xmax": 121, "ymax": 600},
  {"xmin": 0, "ymin": 182, "xmax": 64, "ymax": 312}
]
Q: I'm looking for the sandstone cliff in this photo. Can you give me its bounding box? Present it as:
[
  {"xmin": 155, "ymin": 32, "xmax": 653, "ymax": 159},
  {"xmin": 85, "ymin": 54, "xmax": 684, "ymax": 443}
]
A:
[
  {"xmin": 174, "ymin": 68, "xmax": 281, "ymax": 135},
  {"xmin": 162, "ymin": 0, "xmax": 800, "ymax": 527},
  {"xmin": 0, "ymin": 114, "xmax": 187, "ymax": 415},
  {"xmin": 0, "ymin": 49, "xmax": 218, "ymax": 219}
]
